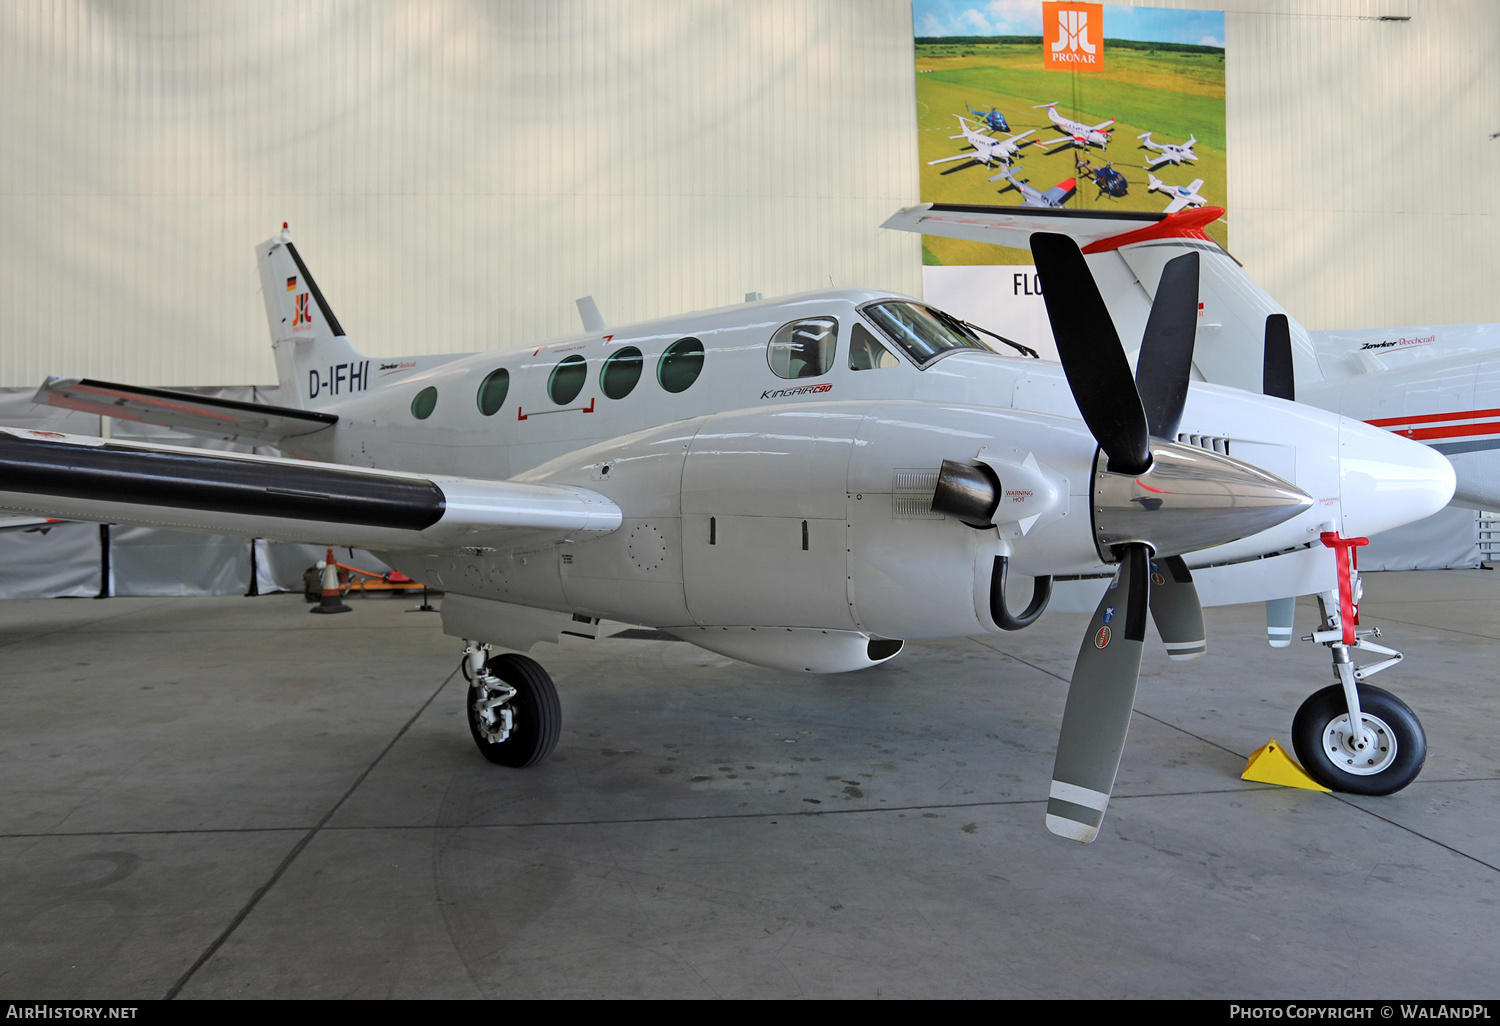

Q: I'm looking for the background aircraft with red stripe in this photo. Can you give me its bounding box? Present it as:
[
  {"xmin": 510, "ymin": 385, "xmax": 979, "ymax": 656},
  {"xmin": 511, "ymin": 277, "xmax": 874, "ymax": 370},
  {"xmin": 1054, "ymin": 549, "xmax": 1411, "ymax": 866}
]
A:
[{"xmin": 1297, "ymin": 345, "xmax": 1500, "ymax": 511}]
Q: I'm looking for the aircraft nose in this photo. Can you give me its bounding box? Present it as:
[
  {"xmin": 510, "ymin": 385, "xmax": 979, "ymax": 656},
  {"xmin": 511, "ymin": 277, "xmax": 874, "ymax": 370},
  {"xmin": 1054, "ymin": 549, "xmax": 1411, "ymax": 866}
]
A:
[{"xmin": 1338, "ymin": 418, "xmax": 1455, "ymax": 538}]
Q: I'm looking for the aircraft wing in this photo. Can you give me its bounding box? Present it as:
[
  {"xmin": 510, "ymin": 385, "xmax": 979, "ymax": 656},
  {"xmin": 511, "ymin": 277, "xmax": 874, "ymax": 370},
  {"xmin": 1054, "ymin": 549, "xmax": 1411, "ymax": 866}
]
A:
[
  {"xmin": 1162, "ymin": 193, "xmax": 1192, "ymax": 214},
  {"xmin": 1146, "ymin": 152, "xmax": 1173, "ymax": 167},
  {"xmin": 1038, "ymin": 178, "xmax": 1078, "ymax": 208},
  {"xmin": 33, "ymin": 376, "xmax": 336, "ymax": 445},
  {"xmin": 927, "ymin": 153, "xmax": 977, "ymax": 166},
  {"xmin": 0, "ymin": 427, "xmax": 622, "ymax": 551}
]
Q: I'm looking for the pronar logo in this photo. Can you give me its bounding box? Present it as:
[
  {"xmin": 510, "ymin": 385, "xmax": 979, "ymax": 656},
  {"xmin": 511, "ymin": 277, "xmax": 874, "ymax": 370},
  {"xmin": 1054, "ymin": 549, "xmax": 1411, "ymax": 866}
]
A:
[
  {"xmin": 1043, "ymin": 2, "xmax": 1104, "ymax": 72},
  {"xmin": 292, "ymin": 292, "xmax": 313, "ymax": 332}
]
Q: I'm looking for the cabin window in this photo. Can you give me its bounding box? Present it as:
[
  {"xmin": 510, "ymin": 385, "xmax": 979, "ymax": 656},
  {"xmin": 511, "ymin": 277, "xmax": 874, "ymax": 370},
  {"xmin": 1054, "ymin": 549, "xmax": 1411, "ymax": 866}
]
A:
[
  {"xmin": 658, "ymin": 337, "xmax": 705, "ymax": 393},
  {"xmin": 411, "ymin": 386, "xmax": 438, "ymax": 420},
  {"xmin": 768, "ymin": 317, "xmax": 837, "ymax": 379},
  {"xmin": 476, "ymin": 368, "xmax": 510, "ymax": 415},
  {"xmin": 849, "ymin": 322, "xmax": 899, "ymax": 371},
  {"xmin": 600, "ymin": 346, "xmax": 644, "ymax": 400},
  {"xmin": 862, "ymin": 301, "xmax": 991, "ymax": 368},
  {"xmin": 549, "ymin": 354, "xmax": 588, "ymax": 405}
]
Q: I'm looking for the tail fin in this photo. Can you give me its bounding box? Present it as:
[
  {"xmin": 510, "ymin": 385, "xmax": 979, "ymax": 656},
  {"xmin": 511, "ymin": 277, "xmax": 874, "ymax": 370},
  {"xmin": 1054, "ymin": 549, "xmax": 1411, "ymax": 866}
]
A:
[{"xmin": 256, "ymin": 225, "xmax": 369, "ymax": 410}]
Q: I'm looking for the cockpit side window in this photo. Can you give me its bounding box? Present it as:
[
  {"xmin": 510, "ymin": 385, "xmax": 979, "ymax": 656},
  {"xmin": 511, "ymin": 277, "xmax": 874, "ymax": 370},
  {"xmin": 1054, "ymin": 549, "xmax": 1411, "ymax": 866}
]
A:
[
  {"xmin": 861, "ymin": 301, "xmax": 992, "ymax": 368},
  {"xmin": 768, "ymin": 317, "xmax": 838, "ymax": 379},
  {"xmin": 849, "ymin": 322, "xmax": 899, "ymax": 371}
]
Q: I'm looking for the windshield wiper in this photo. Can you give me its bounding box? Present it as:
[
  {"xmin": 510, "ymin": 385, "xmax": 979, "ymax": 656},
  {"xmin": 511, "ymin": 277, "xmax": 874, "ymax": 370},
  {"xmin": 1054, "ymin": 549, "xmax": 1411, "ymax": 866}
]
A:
[{"xmin": 940, "ymin": 312, "xmax": 1040, "ymax": 359}]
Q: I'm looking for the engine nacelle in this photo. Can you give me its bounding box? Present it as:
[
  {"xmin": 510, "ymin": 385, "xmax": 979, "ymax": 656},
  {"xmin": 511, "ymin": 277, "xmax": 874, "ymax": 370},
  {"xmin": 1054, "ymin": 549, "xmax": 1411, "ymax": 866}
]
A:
[{"xmin": 494, "ymin": 401, "xmax": 1101, "ymax": 656}]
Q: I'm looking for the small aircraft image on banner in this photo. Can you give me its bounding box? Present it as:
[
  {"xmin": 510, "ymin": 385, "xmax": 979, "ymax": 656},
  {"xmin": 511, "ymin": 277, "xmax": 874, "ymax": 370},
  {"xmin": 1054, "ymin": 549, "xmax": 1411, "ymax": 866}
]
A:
[
  {"xmin": 1137, "ymin": 131, "xmax": 1198, "ymax": 167},
  {"xmin": 1147, "ymin": 173, "xmax": 1207, "ymax": 213}
]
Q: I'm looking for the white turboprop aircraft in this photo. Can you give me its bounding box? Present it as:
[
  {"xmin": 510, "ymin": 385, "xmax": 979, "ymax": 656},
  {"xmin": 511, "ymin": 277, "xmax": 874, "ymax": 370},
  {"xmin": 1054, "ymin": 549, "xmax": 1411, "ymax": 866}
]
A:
[
  {"xmin": 7, "ymin": 220, "xmax": 1454, "ymax": 843},
  {"xmin": 1137, "ymin": 131, "xmax": 1198, "ymax": 167},
  {"xmin": 927, "ymin": 116, "xmax": 1035, "ymax": 172},
  {"xmin": 1147, "ymin": 173, "xmax": 1207, "ymax": 214},
  {"xmin": 1033, "ymin": 101, "xmax": 1114, "ymax": 151},
  {"xmin": 883, "ymin": 202, "xmax": 1487, "ymax": 709}
]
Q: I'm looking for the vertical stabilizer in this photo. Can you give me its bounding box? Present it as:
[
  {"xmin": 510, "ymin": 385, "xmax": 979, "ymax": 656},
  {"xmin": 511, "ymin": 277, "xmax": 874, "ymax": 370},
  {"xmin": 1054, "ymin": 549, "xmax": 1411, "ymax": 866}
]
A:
[{"xmin": 257, "ymin": 225, "xmax": 369, "ymax": 410}]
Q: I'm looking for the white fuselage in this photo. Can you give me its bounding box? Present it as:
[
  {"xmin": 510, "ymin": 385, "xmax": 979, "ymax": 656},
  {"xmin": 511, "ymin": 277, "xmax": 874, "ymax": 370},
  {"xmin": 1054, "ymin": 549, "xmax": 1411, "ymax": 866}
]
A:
[{"xmin": 273, "ymin": 288, "xmax": 1452, "ymax": 647}]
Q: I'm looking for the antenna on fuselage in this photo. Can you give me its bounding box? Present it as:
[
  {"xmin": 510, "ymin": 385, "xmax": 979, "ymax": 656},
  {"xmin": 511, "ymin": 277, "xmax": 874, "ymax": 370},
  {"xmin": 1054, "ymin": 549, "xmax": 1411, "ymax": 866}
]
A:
[{"xmin": 576, "ymin": 296, "xmax": 606, "ymax": 333}]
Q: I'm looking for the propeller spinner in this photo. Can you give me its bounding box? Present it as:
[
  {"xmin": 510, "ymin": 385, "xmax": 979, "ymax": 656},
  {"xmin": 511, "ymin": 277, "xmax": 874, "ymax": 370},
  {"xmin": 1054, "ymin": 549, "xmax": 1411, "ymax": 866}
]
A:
[{"xmin": 1029, "ymin": 234, "xmax": 1312, "ymax": 842}]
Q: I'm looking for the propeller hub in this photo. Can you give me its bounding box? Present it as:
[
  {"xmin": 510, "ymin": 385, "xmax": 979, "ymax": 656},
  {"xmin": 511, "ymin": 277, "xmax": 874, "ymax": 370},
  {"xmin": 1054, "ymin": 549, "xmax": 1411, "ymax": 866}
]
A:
[{"xmin": 1091, "ymin": 440, "xmax": 1313, "ymax": 561}]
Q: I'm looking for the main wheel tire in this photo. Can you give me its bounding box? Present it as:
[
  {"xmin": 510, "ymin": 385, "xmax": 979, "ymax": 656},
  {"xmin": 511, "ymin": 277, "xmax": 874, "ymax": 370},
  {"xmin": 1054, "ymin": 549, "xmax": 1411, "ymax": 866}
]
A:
[
  {"xmin": 466, "ymin": 652, "xmax": 561, "ymax": 768},
  {"xmin": 1291, "ymin": 683, "xmax": 1426, "ymax": 796}
]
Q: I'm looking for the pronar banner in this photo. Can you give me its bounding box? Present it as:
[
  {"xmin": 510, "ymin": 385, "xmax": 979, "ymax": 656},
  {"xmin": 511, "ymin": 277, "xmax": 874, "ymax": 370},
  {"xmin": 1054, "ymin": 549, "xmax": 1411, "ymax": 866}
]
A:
[{"xmin": 913, "ymin": 2, "xmax": 1226, "ymax": 357}]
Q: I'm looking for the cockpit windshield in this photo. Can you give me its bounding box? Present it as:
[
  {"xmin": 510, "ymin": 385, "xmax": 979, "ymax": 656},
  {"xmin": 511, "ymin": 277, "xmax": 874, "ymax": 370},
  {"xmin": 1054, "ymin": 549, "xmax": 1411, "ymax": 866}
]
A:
[{"xmin": 860, "ymin": 301, "xmax": 993, "ymax": 368}]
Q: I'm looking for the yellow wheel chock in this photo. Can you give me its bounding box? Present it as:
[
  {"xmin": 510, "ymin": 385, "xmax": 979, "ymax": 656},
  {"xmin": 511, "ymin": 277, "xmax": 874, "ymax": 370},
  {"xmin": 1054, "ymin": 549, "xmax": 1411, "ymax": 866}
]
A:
[{"xmin": 1241, "ymin": 738, "xmax": 1331, "ymax": 792}]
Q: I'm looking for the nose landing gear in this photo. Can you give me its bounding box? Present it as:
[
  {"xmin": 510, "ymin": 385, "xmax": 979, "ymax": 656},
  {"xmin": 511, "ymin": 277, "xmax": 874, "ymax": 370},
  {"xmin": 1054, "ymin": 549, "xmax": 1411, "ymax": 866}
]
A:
[{"xmin": 1289, "ymin": 533, "xmax": 1426, "ymax": 795}]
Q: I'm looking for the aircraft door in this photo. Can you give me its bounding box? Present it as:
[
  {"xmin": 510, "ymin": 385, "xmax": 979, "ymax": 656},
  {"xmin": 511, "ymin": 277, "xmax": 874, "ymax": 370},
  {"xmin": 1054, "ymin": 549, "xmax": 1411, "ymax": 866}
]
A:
[{"xmin": 680, "ymin": 407, "xmax": 861, "ymax": 629}]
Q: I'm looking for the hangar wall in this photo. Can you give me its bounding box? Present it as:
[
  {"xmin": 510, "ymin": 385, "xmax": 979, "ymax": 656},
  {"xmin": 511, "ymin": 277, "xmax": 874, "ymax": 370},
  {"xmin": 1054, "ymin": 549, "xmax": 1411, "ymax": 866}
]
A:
[{"xmin": 0, "ymin": 0, "xmax": 1494, "ymax": 391}]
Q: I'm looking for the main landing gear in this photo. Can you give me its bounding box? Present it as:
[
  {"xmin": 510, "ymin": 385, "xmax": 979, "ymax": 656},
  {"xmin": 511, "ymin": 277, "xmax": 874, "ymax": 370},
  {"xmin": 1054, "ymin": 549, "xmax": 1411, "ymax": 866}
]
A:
[
  {"xmin": 1290, "ymin": 533, "xmax": 1426, "ymax": 794},
  {"xmin": 460, "ymin": 641, "xmax": 561, "ymax": 768}
]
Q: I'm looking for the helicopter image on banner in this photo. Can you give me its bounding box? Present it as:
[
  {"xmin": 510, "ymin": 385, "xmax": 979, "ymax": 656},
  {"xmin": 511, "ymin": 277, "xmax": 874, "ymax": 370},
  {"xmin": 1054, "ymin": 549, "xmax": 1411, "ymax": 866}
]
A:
[
  {"xmin": 966, "ymin": 103, "xmax": 1011, "ymax": 134},
  {"xmin": 1076, "ymin": 157, "xmax": 1129, "ymax": 199}
]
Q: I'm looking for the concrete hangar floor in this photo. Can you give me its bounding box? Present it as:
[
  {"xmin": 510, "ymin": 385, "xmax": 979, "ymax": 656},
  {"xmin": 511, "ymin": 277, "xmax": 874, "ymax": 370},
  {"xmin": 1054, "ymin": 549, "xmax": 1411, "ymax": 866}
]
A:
[{"xmin": 1, "ymin": 570, "xmax": 1497, "ymax": 1000}]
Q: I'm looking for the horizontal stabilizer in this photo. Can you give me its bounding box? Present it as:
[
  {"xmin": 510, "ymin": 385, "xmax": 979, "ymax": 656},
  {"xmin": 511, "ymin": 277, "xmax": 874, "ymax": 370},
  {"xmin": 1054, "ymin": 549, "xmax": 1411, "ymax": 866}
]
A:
[
  {"xmin": 0, "ymin": 427, "xmax": 621, "ymax": 551},
  {"xmin": 34, "ymin": 377, "xmax": 336, "ymax": 445},
  {"xmin": 881, "ymin": 203, "xmax": 1223, "ymax": 254}
]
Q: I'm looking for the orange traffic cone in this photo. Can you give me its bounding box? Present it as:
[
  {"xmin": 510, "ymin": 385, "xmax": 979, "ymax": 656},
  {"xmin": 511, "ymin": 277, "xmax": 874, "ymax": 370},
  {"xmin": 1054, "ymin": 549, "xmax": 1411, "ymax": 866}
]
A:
[{"xmin": 310, "ymin": 548, "xmax": 352, "ymax": 615}]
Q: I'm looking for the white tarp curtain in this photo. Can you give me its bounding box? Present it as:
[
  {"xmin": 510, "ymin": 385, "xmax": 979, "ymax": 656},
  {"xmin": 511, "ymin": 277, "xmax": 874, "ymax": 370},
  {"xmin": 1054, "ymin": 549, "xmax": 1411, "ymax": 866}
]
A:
[
  {"xmin": 1360, "ymin": 506, "xmax": 1481, "ymax": 571},
  {"xmin": 0, "ymin": 521, "xmax": 104, "ymax": 599}
]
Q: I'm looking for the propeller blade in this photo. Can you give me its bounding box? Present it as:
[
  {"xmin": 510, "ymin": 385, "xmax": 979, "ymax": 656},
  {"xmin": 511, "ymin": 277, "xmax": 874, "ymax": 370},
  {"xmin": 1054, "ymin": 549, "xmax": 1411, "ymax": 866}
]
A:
[
  {"xmin": 1029, "ymin": 232, "xmax": 1152, "ymax": 476},
  {"xmin": 1265, "ymin": 596, "xmax": 1296, "ymax": 648},
  {"xmin": 1264, "ymin": 314, "xmax": 1295, "ymax": 401},
  {"xmin": 1135, "ymin": 252, "xmax": 1200, "ymax": 439},
  {"xmin": 1047, "ymin": 543, "xmax": 1150, "ymax": 842},
  {"xmin": 1147, "ymin": 555, "xmax": 1205, "ymax": 661}
]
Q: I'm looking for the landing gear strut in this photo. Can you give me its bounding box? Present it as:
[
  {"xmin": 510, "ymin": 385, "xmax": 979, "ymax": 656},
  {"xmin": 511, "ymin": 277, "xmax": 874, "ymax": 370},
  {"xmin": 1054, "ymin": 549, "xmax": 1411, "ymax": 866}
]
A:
[
  {"xmin": 461, "ymin": 641, "xmax": 561, "ymax": 768},
  {"xmin": 1290, "ymin": 533, "xmax": 1426, "ymax": 794}
]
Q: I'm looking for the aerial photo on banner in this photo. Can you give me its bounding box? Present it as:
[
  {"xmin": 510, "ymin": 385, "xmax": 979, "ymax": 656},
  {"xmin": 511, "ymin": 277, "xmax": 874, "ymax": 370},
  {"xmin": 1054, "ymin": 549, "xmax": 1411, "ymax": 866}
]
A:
[
  {"xmin": 913, "ymin": 2, "xmax": 1226, "ymax": 353},
  {"xmin": 915, "ymin": 1, "xmax": 1225, "ymax": 260}
]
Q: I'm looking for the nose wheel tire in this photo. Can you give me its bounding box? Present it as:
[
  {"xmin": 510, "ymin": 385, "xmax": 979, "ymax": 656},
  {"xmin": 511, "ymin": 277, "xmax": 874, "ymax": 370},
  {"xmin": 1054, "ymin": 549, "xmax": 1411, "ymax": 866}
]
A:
[
  {"xmin": 1291, "ymin": 683, "xmax": 1426, "ymax": 796},
  {"xmin": 466, "ymin": 652, "xmax": 561, "ymax": 768}
]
